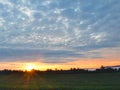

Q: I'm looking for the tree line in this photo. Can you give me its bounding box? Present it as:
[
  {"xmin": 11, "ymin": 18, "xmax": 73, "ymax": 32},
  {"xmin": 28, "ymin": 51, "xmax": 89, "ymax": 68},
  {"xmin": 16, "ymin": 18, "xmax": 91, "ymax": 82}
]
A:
[{"xmin": 0, "ymin": 66, "xmax": 120, "ymax": 74}]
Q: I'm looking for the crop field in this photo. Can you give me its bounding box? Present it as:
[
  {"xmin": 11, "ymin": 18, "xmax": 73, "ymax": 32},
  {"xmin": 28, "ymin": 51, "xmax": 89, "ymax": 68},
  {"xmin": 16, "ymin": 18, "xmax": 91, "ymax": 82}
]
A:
[{"xmin": 0, "ymin": 72, "xmax": 120, "ymax": 90}]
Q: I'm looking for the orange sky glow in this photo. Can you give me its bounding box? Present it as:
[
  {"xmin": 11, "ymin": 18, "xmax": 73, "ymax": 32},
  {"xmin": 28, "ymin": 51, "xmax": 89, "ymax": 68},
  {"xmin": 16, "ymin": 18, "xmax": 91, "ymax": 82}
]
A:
[{"xmin": 0, "ymin": 58, "xmax": 120, "ymax": 71}]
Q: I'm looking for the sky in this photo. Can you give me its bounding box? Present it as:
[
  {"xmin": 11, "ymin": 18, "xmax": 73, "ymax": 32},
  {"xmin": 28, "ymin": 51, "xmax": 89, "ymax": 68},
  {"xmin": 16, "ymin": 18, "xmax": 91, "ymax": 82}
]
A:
[{"xmin": 0, "ymin": 0, "xmax": 120, "ymax": 70}]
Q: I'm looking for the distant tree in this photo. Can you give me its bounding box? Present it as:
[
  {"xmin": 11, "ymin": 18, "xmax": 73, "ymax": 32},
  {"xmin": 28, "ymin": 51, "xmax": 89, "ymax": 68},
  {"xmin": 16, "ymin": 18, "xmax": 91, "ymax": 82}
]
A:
[{"xmin": 100, "ymin": 65, "xmax": 105, "ymax": 69}]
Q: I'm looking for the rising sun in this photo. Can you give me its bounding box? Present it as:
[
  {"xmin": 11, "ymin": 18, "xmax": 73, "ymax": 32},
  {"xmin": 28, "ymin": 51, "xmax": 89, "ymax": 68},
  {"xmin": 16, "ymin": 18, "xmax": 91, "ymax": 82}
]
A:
[{"xmin": 26, "ymin": 64, "xmax": 35, "ymax": 71}]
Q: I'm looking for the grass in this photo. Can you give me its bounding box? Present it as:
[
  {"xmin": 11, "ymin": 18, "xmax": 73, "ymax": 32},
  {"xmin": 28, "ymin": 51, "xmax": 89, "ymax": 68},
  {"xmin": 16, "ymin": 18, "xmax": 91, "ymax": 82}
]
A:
[{"xmin": 0, "ymin": 72, "xmax": 120, "ymax": 90}]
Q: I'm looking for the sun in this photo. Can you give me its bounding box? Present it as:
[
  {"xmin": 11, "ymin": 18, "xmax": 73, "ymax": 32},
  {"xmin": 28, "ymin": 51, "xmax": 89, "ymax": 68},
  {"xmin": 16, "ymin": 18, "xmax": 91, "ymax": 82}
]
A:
[{"xmin": 26, "ymin": 64, "xmax": 35, "ymax": 71}]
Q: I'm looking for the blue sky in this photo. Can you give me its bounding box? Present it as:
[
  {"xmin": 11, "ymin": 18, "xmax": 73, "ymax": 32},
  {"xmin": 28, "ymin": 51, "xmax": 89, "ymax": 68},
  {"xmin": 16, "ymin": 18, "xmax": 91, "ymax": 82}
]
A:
[{"xmin": 0, "ymin": 0, "xmax": 120, "ymax": 64}]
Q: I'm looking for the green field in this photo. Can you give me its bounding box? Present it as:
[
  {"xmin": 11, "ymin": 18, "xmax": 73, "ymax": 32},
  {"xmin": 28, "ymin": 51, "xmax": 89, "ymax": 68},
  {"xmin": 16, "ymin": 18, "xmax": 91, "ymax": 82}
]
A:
[{"xmin": 0, "ymin": 72, "xmax": 120, "ymax": 90}]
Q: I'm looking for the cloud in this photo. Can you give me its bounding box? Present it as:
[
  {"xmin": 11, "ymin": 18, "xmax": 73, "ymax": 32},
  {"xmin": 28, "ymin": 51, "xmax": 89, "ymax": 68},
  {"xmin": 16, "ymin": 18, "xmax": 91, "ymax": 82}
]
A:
[
  {"xmin": 0, "ymin": 0, "xmax": 120, "ymax": 63},
  {"xmin": 0, "ymin": 48, "xmax": 85, "ymax": 63}
]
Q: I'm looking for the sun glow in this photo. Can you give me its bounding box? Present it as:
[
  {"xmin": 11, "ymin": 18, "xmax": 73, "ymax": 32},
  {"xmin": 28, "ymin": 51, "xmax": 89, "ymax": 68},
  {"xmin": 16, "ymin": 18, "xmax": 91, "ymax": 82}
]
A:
[{"xmin": 26, "ymin": 64, "xmax": 35, "ymax": 71}]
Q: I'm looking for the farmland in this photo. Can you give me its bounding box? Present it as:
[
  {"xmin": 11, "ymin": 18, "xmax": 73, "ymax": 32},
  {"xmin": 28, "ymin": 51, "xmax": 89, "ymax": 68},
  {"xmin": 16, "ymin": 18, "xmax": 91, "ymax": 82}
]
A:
[{"xmin": 0, "ymin": 72, "xmax": 120, "ymax": 90}]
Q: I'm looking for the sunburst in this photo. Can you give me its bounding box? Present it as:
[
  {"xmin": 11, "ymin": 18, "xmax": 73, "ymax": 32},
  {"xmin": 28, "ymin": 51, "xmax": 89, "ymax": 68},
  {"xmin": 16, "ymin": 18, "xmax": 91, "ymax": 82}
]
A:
[{"xmin": 26, "ymin": 63, "xmax": 35, "ymax": 71}]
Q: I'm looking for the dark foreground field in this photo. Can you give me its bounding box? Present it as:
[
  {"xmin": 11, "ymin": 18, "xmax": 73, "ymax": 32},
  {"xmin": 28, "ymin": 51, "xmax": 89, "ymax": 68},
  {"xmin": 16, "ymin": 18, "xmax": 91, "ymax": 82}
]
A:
[{"xmin": 0, "ymin": 72, "xmax": 120, "ymax": 90}]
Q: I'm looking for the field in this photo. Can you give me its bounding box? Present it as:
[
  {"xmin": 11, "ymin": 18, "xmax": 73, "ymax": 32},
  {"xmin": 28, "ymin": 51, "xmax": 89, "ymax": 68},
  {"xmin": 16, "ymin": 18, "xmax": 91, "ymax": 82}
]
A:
[{"xmin": 0, "ymin": 72, "xmax": 120, "ymax": 90}]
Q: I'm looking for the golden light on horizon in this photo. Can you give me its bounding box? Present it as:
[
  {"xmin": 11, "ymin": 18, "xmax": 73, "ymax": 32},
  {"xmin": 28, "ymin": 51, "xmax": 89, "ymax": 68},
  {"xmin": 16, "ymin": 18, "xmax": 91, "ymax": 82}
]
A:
[
  {"xmin": 0, "ymin": 58, "xmax": 120, "ymax": 71},
  {"xmin": 25, "ymin": 63, "xmax": 35, "ymax": 71}
]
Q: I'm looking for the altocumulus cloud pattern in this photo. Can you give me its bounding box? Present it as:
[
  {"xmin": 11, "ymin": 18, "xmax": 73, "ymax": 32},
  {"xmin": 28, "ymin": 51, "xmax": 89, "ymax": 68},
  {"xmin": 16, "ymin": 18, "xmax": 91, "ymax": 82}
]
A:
[{"xmin": 0, "ymin": 0, "xmax": 120, "ymax": 63}]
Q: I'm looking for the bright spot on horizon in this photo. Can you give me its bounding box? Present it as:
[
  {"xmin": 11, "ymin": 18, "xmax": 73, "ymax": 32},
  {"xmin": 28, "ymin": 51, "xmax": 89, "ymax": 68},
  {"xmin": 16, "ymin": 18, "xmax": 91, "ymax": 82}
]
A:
[{"xmin": 25, "ymin": 63, "xmax": 35, "ymax": 71}]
